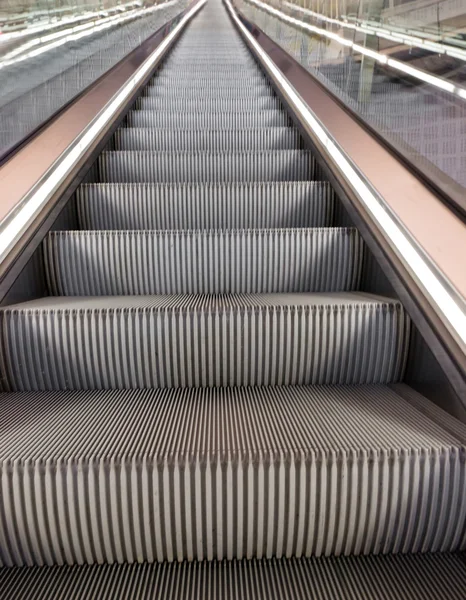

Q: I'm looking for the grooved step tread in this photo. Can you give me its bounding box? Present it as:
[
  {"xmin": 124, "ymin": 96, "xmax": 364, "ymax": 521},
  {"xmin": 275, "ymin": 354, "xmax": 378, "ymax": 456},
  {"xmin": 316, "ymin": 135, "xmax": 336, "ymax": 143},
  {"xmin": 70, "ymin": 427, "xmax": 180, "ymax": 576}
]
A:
[
  {"xmin": 0, "ymin": 384, "xmax": 465, "ymax": 565},
  {"xmin": 1, "ymin": 553, "xmax": 466, "ymax": 599},
  {"xmin": 76, "ymin": 182, "xmax": 335, "ymax": 230},
  {"xmin": 1, "ymin": 293, "xmax": 410, "ymax": 390},
  {"xmin": 135, "ymin": 97, "xmax": 282, "ymax": 111},
  {"xmin": 146, "ymin": 87, "xmax": 276, "ymax": 97},
  {"xmin": 127, "ymin": 111, "xmax": 291, "ymax": 129},
  {"xmin": 97, "ymin": 150, "xmax": 319, "ymax": 183},
  {"xmin": 113, "ymin": 127, "xmax": 302, "ymax": 151},
  {"xmin": 44, "ymin": 228, "xmax": 363, "ymax": 295}
]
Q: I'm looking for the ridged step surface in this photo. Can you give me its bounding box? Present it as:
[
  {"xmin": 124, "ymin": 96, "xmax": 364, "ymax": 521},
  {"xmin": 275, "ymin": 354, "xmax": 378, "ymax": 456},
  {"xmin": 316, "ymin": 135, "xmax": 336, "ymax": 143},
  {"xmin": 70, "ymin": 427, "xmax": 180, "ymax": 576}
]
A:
[
  {"xmin": 0, "ymin": 384, "xmax": 464, "ymax": 565},
  {"xmin": 2, "ymin": 553, "xmax": 466, "ymax": 599},
  {"xmin": 127, "ymin": 111, "xmax": 291, "ymax": 128},
  {"xmin": 113, "ymin": 128, "xmax": 302, "ymax": 151},
  {"xmin": 135, "ymin": 96, "xmax": 282, "ymax": 111},
  {"xmin": 0, "ymin": 293, "xmax": 409, "ymax": 391},
  {"xmin": 44, "ymin": 228, "xmax": 364, "ymax": 295},
  {"xmin": 2, "ymin": 0, "xmax": 461, "ymax": 587},
  {"xmin": 146, "ymin": 85, "xmax": 275, "ymax": 97},
  {"xmin": 98, "ymin": 151, "xmax": 318, "ymax": 183},
  {"xmin": 77, "ymin": 182, "xmax": 335, "ymax": 230},
  {"xmin": 156, "ymin": 68, "xmax": 262, "ymax": 77}
]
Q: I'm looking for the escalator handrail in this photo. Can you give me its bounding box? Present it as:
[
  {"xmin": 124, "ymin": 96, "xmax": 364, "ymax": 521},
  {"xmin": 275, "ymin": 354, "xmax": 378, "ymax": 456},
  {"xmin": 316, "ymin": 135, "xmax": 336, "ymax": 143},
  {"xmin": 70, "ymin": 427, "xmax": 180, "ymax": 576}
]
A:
[{"xmin": 225, "ymin": 0, "xmax": 466, "ymax": 399}]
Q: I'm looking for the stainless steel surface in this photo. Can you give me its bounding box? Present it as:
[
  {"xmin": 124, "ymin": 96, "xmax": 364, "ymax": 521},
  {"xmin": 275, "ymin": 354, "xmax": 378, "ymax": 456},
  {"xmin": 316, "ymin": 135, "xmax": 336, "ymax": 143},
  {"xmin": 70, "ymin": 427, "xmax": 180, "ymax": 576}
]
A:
[{"xmin": 0, "ymin": 0, "xmax": 465, "ymax": 593}]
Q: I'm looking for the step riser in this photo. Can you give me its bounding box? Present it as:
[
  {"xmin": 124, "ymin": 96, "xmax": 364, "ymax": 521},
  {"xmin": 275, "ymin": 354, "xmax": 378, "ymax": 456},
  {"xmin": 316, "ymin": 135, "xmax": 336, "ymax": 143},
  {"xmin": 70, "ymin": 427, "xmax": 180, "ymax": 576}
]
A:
[
  {"xmin": 155, "ymin": 68, "xmax": 260, "ymax": 75},
  {"xmin": 1, "ymin": 447, "xmax": 462, "ymax": 566},
  {"xmin": 45, "ymin": 229, "xmax": 364, "ymax": 296},
  {"xmin": 127, "ymin": 111, "xmax": 291, "ymax": 129},
  {"xmin": 98, "ymin": 151, "xmax": 319, "ymax": 183},
  {"xmin": 1, "ymin": 303, "xmax": 409, "ymax": 391},
  {"xmin": 113, "ymin": 128, "xmax": 301, "ymax": 151},
  {"xmin": 76, "ymin": 183, "xmax": 335, "ymax": 230},
  {"xmin": 135, "ymin": 97, "xmax": 282, "ymax": 111},
  {"xmin": 145, "ymin": 88, "xmax": 275, "ymax": 97}
]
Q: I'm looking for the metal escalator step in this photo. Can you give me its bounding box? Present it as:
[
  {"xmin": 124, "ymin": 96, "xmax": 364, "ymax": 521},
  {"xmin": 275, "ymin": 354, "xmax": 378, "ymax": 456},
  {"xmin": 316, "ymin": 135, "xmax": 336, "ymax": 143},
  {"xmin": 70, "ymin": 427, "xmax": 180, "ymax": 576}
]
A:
[
  {"xmin": 113, "ymin": 128, "xmax": 301, "ymax": 151},
  {"xmin": 157, "ymin": 62, "xmax": 260, "ymax": 73},
  {"xmin": 1, "ymin": 554, "xmax": 466, "ymax": 599},
  {"xmin": 77, "ymin": 182, "xmax": 335, "ymax": 230},
  {"xmin": 98, "ymin": 151, "xmax": 319, "ymax": 183},
  {"xmin": 159, "ymin": 61, "xmax": 261, "ymax": 67},
  {"xmin": 155, "ymin": 70, "xmax": 262, "ymax": 79},
  {"xmin": 45, "ymin": 228, "xmax": 363, "ymax": 296},
  {"xmin": 127, "ymin": 111, "xmax": 291, "ymax": 129},
  {"xmin": 0, "ymin": 384, "xmax": 464, "ymax": 564},
  {"xmin": 146, "ymin": 86, "xmax": 275, "ymax": 98},
  {"xmin": 0, "ymin": 293, "xmax": 409, "ymax": 391},
  {"xmin": 147, "ymin": 79, "xmax": 273, "ymax": 90},
  {"xmin": 135, "ymin": 97, "xmax": 282, "ymax": 111}
]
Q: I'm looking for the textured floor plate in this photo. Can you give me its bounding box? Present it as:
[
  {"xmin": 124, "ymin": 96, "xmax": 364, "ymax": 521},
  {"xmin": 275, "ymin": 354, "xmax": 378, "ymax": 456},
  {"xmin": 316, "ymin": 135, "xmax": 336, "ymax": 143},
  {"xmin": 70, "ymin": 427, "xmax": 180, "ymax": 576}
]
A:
[
  {"xmin": 44, "ymin": 228, "xmax": 364, "ymax": 295},
  {"xmin": 76, "ymin": 182, "xmax": 335, "ymax": 230},
  {"xmin": 0, "ymin": 384, "xmax": 464, "ymax": 564},
  {"xmin": 0, "ymin": 293, "xmax": 409, "ymax": 390}
]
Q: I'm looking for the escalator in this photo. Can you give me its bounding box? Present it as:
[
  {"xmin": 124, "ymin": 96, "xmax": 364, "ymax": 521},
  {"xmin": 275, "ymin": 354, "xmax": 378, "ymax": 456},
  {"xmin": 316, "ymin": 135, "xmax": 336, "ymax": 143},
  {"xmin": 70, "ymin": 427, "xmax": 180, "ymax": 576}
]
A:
[{"xmin": 1, "ymin": 0, "xmax": 466, "ymax": 597}]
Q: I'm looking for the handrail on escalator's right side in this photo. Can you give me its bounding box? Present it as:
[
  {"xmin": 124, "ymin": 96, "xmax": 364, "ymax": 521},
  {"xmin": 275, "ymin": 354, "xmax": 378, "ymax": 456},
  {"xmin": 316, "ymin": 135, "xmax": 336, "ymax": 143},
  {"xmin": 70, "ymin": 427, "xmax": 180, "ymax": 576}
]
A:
[{"xmin": 225, "ymin": 0, "xmax": 466, "ymax": 406}]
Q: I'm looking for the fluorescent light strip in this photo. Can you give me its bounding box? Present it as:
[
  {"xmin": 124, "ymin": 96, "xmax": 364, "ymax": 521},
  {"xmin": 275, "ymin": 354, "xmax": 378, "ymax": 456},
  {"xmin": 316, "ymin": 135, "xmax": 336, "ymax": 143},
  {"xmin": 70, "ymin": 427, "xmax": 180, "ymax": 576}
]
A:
[
  {"xmin": 225, "ymin": 0, "xmax": 466, "ymax": 344},
  {"xmin": 247, "ymin": 0, "xmax": 466, "ymax": 100},
  {"xmin": 0, "ymin": 0, "xmax": 205, "ymax": 263},
  {"xmin": 283, "ymin": 1, "xmax": 466, "ymax": 62},
  {"xmin": 0, "ymin": 1, "xmax": 178, "ymax": 68}
]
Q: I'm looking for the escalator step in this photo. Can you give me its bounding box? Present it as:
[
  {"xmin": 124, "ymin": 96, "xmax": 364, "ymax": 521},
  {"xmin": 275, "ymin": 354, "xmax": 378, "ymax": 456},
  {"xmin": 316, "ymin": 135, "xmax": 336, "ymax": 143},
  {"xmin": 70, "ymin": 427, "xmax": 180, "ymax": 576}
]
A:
[
  {"xmin": 0, "ymin": 384, "xmax": 463, "ymax": 565},
  {"xmin": 98, "ymin": 151, "xmax": 319, "ymax": 183},
  {"xmin": 127, "ymin": 110, "xmax": 291, "ymax": 128},
  {"xmin": 146, "ymin": 85, "xmax": 275, "ymax": 97},
  {"xmin": 1, "ymin": 554, "xmax": 466, "ymax": 598},
  {"xmin": 156, "ymin": 67, "xmax": 261, "ymax": 75},
  {"xmin": 135, "ymin": 96, "xmax": 282, "ymax": 111},
  {"xmin": 158, "ymin": 61, "xmax": 259, "ymax": 67},
  {"xmin": 44, "ymin": 228, "xmax": 363, "ymax": 295},
  {"xmin": 0, "ymin": 293, "xmax": 409, "ymax": 391},
  {"xmin": 76, "ymin": 182, "xmax": 335, "ymax": 230},
  {"xmin": 113, "ymin": 128, "xmax": 301, "ymax": 151}
]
